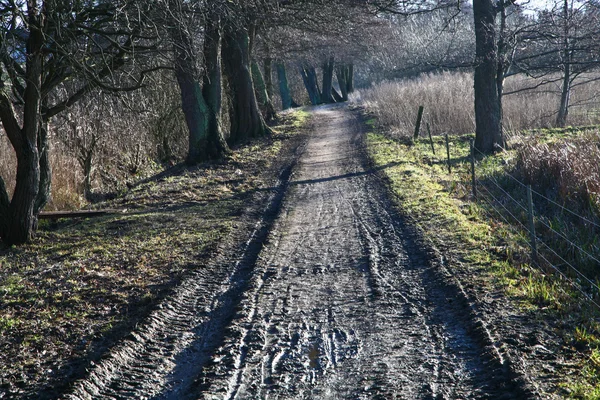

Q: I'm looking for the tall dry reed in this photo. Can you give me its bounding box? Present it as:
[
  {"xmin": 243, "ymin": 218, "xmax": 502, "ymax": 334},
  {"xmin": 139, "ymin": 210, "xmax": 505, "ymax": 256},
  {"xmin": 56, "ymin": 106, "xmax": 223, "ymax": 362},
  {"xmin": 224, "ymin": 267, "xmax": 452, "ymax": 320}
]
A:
[{"xmin": 354, "ymin": 71, "xmax": 600, "ymax": 137}]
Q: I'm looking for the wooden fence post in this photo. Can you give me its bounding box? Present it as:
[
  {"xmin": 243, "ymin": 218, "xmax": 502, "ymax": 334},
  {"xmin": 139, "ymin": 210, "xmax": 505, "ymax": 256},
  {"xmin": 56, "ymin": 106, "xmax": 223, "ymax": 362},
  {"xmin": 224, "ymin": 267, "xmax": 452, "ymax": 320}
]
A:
[
  {"xmin": 445, "ymin": 133, "xmax": 451, "ymax": 173},
  {"xmin": 414, "ymin": 106, "xmax": 424, "ymax": 140},
  {"xmin": 470, "ymin": 139, "xmax": 477, "ymax": 198},
  {"xmin": 427, "ymin": 123, "xmax": 435, "ymax": 155},
  {"xmin": 527, "ymin": 185, "xmax": 539, "ymax": 264}
]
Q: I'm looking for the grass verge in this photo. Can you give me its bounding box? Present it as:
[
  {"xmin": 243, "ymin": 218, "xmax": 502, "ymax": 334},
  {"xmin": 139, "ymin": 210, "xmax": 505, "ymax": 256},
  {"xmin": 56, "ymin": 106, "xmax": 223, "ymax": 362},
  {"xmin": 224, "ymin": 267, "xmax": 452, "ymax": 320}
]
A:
[
  {"xmin": 362, "ymin": 114, "xmax": 600, "ymax": 398},
  {"xmin": 0, "ymin": 109, "xmax": 310, "ymax": 399}
]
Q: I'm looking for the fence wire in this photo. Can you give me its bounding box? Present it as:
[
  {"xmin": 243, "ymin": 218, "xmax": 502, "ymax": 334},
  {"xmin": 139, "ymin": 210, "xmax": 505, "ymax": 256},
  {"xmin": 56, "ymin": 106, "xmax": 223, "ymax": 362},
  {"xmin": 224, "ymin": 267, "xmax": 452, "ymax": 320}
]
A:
[{"xmin": 469, "ymin": 143, "xmax": 600, "ymax": 310}]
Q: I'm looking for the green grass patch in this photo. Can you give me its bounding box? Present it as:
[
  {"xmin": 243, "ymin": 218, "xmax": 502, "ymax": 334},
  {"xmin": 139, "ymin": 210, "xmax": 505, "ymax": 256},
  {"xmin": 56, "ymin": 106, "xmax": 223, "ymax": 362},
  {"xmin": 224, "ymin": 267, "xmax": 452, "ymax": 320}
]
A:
[
  {"xmin": 0, "ymin": 109, "xmax": 310, "ymax": 397},
  {"xmin": 365, "ymin": 122, "xmax": 600, "ymax": 398}
]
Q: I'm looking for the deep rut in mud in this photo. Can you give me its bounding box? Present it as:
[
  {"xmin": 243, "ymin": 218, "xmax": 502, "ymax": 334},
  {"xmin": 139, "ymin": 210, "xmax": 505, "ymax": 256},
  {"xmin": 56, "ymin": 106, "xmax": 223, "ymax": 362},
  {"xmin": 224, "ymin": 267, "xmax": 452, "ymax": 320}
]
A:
[{"xmin": 64, "ymin": 105, "xmax": 527, "ymax": 399}]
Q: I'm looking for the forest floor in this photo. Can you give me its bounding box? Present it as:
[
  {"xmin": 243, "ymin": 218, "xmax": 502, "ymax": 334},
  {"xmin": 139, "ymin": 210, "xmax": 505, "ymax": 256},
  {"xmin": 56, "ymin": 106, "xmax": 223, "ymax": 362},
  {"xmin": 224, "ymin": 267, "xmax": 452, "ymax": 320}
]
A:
[{"xmin": 1, "ymin": 105, "xmax": 578, "ymax": 399}]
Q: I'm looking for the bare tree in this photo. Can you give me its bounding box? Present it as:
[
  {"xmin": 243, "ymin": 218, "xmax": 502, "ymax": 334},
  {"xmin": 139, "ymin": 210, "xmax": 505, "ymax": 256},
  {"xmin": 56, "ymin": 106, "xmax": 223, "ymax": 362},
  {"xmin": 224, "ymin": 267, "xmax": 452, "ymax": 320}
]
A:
[{"xmin": 0, "ymin": 0, "xmax": 159, "ymax": 245}]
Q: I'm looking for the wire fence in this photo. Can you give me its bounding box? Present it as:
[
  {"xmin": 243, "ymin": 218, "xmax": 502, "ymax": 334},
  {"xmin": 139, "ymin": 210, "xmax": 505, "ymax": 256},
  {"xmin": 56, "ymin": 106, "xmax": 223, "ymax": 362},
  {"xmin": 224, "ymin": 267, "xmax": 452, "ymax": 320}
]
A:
[{"xmin": 467, "ymin": 142, "xmax": 600, "ymax": 309}]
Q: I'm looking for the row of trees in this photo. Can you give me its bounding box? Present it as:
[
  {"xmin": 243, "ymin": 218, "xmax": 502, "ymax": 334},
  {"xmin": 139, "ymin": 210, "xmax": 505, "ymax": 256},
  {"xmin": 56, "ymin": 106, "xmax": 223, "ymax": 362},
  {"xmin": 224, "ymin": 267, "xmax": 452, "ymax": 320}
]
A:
[
  {"xmin": 0, "ymin": 0, "xmax": 368, "ymax": 245},
  {"xmin": 2, "ymin": 0, "xmax": 599, "ymax": 245}
]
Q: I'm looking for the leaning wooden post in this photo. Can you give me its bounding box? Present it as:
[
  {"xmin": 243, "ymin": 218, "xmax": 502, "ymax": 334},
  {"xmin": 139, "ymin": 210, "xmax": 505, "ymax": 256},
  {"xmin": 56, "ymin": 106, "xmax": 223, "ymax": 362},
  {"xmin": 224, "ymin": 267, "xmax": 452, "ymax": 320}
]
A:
[
  {"xmin": 427, "ymin": 123, "xmax": 435, "ymax": 155},
  {"xmin": 470, "ymin": 139, "xmax": 477, "ymax": 199},
  {"xmin": 414, "ymin": 106, "xmax": 424, "ymax": 140},
  {"xmin": 527, "ymin": 185, "xmax": 539, "ymax": 264},
  {"xmin": 445, "ymin": 133, "xmax": 451, "ymax": 173}
]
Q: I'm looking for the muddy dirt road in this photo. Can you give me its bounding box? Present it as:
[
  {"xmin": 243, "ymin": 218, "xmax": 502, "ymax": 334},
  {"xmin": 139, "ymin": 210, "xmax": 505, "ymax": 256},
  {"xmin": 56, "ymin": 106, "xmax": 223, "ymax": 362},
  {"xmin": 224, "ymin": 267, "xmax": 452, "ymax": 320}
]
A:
[{"xmin": 66, "ymin": 106, "xmax": 529, "ymax": 399}]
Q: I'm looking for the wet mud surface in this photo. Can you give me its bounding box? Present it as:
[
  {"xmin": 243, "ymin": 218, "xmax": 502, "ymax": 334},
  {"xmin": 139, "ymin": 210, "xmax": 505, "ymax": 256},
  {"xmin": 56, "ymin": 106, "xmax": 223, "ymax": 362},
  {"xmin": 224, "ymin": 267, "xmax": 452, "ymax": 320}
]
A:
[{"xmin": 64, "ymin": 106, "xmax": 532, "ymax": 399}]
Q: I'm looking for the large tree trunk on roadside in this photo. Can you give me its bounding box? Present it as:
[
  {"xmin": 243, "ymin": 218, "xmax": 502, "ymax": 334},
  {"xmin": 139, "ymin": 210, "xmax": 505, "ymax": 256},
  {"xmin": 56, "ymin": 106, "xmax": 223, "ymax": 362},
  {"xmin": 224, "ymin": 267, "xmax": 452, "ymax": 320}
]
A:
[
  {"xmin": 0, "ymin": 177, "xmax": 9, "ymax": 239},
  {"xmin": 0, "ymin": 6, "xmax": 44, "ymax": 245},
  {"xmin": 169, "ymin": 0, "xmax": 210, "ymax": 164},
  {"xmin": 223, "ymin": 27, "xmax": 270, "ymax": 145},
  {"xmin": 8, "ymin": 142, "xmax": 40, "ymax": 244},
  {"xmin": 473, "ymin": 0, "xmax": 502, "ymax": 154},
  {"xmin": 496, "ymin": 4, "xmax": 508, "ymax": 148},
  {"xmin": 202, "ymin": 17, "xmax": 230, "ymax": 159},
  {"xmin": 251, "ymin": 60, "xmax": 277, "ymax": 121},
  {"xmin": 299, "ymin": 63, "xmax": 321, "ymax": 106},
  {"xmin": 336, "ymin": 65, "xmax": 349, "ymax": 101},
  {"xmin": 173, "ymin": 43, "xmax": 211, "ymax": 164},
  {"xmin": 276, "ymin": 61, "xmax": 298, "ymax": 110},
  {"xmin": 321, "ymin": 57, "xmax": 336, "ymax": 104},
  {"xmin": 169, "ymin": 0, "xmax": 228, "ymax": 164}
]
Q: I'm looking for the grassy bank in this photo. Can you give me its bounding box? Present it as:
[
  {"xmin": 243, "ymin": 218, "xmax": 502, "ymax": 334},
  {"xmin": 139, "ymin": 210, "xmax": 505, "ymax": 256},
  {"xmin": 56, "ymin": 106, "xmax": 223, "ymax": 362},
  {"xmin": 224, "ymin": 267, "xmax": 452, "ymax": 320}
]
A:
[
  {"xmin": 0, "ymin": 110, "xmax": 309, "ymax": 399},
  {"xmin": 363, "ymin": 116, "xmax": 600, "ymax": 398}
]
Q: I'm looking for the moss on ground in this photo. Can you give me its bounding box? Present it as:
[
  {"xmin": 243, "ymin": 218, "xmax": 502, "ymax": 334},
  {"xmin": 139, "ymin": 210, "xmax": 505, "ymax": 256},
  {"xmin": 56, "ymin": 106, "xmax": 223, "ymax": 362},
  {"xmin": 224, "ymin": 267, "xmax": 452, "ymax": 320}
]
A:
[
  {"xmin": 0, "ymin": 110, "xmax": 309, "ymax": 398},
  {"xmin": 365, "ymin": 121, "xmax": 600, "ymax": 398}
]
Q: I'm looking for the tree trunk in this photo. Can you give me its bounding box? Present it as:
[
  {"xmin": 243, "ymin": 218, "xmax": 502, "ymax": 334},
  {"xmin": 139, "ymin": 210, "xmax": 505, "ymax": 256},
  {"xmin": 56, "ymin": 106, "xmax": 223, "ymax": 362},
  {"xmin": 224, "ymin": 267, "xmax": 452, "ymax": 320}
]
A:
[
  {"xmin": 336, "ymin": 65, "xmax": 349, "ymax": 101},
  {"xmin": 332, "ymin": 86, "xmax": 343, "ymax": 102},
  {"xmin": 202, "ymin": 17, "xmax": 230, "ymax": 159},
  {"xmin": 264, "ymin": 57, "xmax": 274, "ymax": 99},
  {"xmin": 299, "ymin": 63, "xmax": 321, "ymax": 106},
  {"xmin": 0, "ymin": 5, "xmax": 44, "ymax": 245},
  {"xmin": 173, "ymin": 42, "xmax": 211, "ymax": 164},
  {"xmin": 556, "ymin": 0, "xmax": 571, "ymax": 127},
  {"xmin": 168, "ymin": 0, "xmax": 211, "ymax": 164},
  {"xmin": 496, "ymin": 4, "xmax": 507, "ymax": 148},
  {"xmin": 556, "ymin": 69, "xmax": 571, "ymax": 127},
  {"xmin": 222, "ymin": 27, "xmax": 270, "ymax": 145},
  {"xmin": 473, "ymin": 0, "xmax": 502, "ymax": 154},
  {"xmin": 276, "ymin": 61, "xmax": 297, "ymax": 110},
  {"xmin": 251, "ymin": 60, "xmax": 277, "ymax": 121},
  {"xmin": 346, "ymin": 64, "xmax": 354, "ymax": 94},
  {"xmin": 0, "ymin": 177, "xmax": 10, "ymax": 239},
  {"xmin": 7, "ymin": 142, "xmax": 40, "ymax": 245},
  {"xmin": 321, "ymin": 56, "xmax": 335, "ymax": 104},
  {"xmin": 35, "ymin": 116, "xmax": 51, "ymax": 215}
]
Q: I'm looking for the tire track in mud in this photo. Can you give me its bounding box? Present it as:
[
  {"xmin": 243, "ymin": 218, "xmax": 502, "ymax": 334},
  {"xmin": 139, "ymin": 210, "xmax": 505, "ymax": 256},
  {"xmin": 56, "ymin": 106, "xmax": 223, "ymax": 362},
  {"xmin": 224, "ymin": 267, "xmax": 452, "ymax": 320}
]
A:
[
  {"xmin": 61, "ymin": 137, "xmax": 304, "ymax": 399},
  {"xmin": 63, "ymin": 105, "xmax": 533, "ymax": 399},
  {"xmin": 189, "ymin": 105, "xmax": 533, "ymax": 399}
]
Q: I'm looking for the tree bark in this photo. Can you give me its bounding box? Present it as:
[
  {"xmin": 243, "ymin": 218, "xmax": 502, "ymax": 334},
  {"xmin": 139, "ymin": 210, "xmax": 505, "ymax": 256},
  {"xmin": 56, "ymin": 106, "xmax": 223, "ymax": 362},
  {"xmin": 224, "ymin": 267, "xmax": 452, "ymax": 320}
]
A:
[
  {"xmin": 222, "ymin": 27, "xmax": 271, "ymax": 145},
  {"xmin": 35, "ymin": 116, "xmax": 51, "ymax": 215},
  {"xmin": 473, "ymin": 0, "xmax": 502, "ymax": 154},
  {"xmin": 346, "ymin": 63, "xmax": 354, "ymax": 94},
  {"xmin": 336, "ymin": 65, "xmax": 349, "ymax": 101},
  {"xmin": 556, "ymin": 0, "xmax": 571, "ymax": 127},
  {"xmin": 321, "ymin": 56, "xmax": 336, "ymax": 104},
  {"xmin": 0, "ymin": 3, "xmax": 44, "ymax": 245},
  {"xmin": 168, "ymin": 0, "xmax": 211, "ymax": 164},
  {"xmin": 172, "ymin": 37, "xmax": 211, "ymax": 164},
  {"xmin": 276, "ymin": 61, "xmax": 297, "ymax": 110},
  {"xmin": 0, "ymin": 176, "xmax": 10, "ymax": 239},
  {"xmin": 299, "ymin": 63, "xmax": 321, "ymax": 106},
  {"xmin": 496, "ymin": 4, "xmax": 508, "ymax": 148},
  {"xmin": 202, "ymin": 16, "xmax": 230, "ymax": 159},
  {"xmin": 251, "ymin": 60, "xmax": 277, "ymax": 121},
  {"xmin": 264, "ymin": 57, "xmax": 274, "ymax": 99}
]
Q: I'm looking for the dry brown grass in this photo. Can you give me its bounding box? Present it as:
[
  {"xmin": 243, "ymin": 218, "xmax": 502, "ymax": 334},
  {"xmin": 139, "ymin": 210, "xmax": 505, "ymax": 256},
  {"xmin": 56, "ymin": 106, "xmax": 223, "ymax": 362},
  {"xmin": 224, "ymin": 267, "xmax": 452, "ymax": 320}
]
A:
[
  {"xmin": 515, "ymin": 133, "xmax": 600, "ymax": 211},
  {"xmin": 354, "ymin": 71, "xmax": 474, "ymax": 136},
  {"xmin": 354, "ymin": 71, "xmax": 600, "ymax": 138},
  {"xmin": 0, "ymin": 77, "xmax": 186, "ymax": 211}
]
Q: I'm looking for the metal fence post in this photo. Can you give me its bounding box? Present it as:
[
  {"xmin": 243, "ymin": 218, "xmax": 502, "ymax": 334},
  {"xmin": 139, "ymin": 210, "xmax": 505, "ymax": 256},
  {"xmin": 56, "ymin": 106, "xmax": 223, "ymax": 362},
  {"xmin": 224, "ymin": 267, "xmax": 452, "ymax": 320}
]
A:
[{"xmin": 527, "ymin": 185, "xmax": 539, "ymax": 264}]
